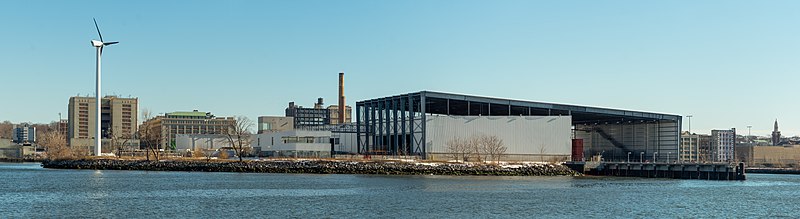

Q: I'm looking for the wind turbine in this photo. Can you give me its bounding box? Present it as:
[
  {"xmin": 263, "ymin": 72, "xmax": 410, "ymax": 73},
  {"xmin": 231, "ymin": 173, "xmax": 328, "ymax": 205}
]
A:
[{"xmin": 90, "ymin": 18, "xmax": 118, "ymax": 156}]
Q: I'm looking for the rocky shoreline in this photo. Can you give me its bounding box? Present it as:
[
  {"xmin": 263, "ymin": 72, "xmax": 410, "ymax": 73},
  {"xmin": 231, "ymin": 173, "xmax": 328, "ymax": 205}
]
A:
[{"xmin": 41, "ymin": 159, "xmax": 580, "ymax": 176}]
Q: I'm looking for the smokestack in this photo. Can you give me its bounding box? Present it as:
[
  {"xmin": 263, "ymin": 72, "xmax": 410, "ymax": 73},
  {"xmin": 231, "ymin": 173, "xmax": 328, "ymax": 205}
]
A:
[{"xmin": 338, "ymin": 72, "xmax": 345, "ymax": 124}]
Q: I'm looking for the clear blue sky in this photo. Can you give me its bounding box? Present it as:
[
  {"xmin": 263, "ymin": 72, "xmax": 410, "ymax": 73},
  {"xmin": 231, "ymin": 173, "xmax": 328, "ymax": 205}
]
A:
[{"xmin": 1, "ymin": 1, "xmax": 798, "ymax": 136}]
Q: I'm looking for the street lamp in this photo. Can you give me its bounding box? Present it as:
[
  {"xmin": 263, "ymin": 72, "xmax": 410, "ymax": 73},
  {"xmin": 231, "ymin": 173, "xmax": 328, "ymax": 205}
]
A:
[
  {"xmin": 627, "ymin": 152, "xmax": 632, "ymax": 163},
  {"xmin": 640, "ymin": 152, "xmax": 644, "ymax": 163},
  {"xmin": 668, "ymin": 152, "xmax": 671, "ymax": 163},
  {"xmin": 654, "ymin": 152, "xmax": 658, "ymax": 163}
]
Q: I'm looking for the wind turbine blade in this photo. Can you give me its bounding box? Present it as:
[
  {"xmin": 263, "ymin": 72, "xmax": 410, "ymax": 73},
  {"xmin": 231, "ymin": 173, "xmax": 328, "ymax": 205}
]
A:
[
  {"xmin": 93, "ymin": 18, "xmax": 104, "ymax": 42},
  {"xmin": 104, "ymin": 41, "xmax": 119, "ymax": 46},
  {"xmin": 100, "ymin": 46, "xmax": 103, "ymax": 56}
]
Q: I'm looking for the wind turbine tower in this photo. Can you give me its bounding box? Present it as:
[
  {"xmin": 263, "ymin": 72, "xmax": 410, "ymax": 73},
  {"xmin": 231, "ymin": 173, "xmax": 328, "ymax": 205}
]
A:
[{"xmin": 90, "ymin": 18, "xmax": 118, "ymax": 156}]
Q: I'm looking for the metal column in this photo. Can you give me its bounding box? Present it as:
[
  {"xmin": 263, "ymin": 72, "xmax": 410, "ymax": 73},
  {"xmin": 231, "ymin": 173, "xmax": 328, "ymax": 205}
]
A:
[{"xmin": 420, "ymin": 93, "xmax": 427, "ymax": 159}]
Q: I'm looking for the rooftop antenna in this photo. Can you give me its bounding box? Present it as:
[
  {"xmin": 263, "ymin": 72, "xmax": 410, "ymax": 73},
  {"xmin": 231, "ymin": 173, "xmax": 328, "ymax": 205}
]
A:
[{"xmin": 90, "ymin": 18, "xmax": 119, "ymax": 156}]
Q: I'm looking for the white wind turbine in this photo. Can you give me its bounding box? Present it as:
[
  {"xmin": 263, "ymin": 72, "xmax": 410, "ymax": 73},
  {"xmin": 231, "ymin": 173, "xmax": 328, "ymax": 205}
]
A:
[{"xmin": 90, "ymin": 18, "xmax": 118, "ymax": 156}]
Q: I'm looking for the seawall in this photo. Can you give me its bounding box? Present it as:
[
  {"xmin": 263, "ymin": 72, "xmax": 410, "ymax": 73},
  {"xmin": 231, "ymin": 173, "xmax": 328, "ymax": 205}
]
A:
[{"xmin": 41, "ymin": 159, "xmax": 580, "ymax": 176}]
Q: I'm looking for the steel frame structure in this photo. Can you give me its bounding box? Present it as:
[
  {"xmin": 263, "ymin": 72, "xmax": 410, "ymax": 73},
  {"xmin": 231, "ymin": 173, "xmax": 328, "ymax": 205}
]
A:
[{"xmin": 357, "ymin": 91, "xmax": 682, "ymax": 160}]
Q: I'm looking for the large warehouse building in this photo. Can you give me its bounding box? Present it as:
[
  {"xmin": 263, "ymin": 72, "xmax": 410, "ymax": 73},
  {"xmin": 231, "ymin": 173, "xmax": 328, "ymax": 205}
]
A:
[{"xmin": 354, "ymin": 91, "xmax": 682, "ymax": 162}]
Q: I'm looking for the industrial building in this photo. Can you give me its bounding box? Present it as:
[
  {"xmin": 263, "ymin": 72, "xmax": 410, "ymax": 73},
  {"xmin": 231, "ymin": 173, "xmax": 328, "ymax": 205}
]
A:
[
  {"xmin": 285, "ymin": 100, "xmax": 330, "ymax": 127},
  {"xmin": 0, "ymin": 138, "xmax": 34, "ymax": 159},
  {"xmin": 736, "ymin": 145, "xmax": 800, "ymax": 167},
  {"xmin": 285, "ymin": 72, "xmax": 352, "ymax": 128},
  {"xmin": 175, "ymin": 134, "xmax": 232, "ymax": 151},
  {"xmin": 257, "ymin": 116, "xmax": 294, "ymax": 133},
  {"xmin": 327, "ymin": 105, "xmax": 352, "ymax": 124},
  {"xmin": 140, "ymin": 110, "xmax": 235, "ymax": 150},
  {"xmin": 252, "ymin": 130, "xmax": 332, "ymax": 158},
  {"xmin": 355, "ymin": 91, "xmax": 682, "ymax": 162}
]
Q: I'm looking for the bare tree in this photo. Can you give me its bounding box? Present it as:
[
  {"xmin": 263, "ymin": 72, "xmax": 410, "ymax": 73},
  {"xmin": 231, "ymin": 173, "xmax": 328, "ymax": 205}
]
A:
[
  {"xmin": 0, "ymin": 121, "xmax": 13, "ymax": 139},
  {"xmin": 138, "ymin": 109, "xmax": 160, "ymax": 161},
  {"xmin": 538, "ymin": 144, "xmax": 547, "ymax": 162},
  {"xmin": 467, "ymin": 135, "xmax": 484, "ymax": 163},
  {"xmin": 109, "ymin": 127, "xmax": 133, "ymax": 158},
  {"xmin": 479, "ymin": 135, "xmax": 507, "ymax": 163},
  {"xmin": 445, "ymin": 137, "xmax": 470, "ymax": 162},
  {"xmin": 224, "ymin": 116, "xmax": 254, "ymax": 162},
  {"xmin": 38, "ymin": 131, "xmax": 72, "ymax": 160}
]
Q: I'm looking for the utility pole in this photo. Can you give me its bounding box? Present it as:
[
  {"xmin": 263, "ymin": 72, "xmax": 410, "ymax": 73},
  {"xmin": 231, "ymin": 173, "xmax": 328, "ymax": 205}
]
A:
[
  {"xmin": 747, "ymin": 125, "xmax": 752, "ymax": 144},
  {"xmin": 687, "ymin": 115, "xmax": 695, "ymax": 162}
]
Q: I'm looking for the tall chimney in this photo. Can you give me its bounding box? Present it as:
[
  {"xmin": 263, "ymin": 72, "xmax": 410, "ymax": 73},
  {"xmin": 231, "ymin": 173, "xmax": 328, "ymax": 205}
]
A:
[{"xmin": 338, "ymin": 72, "xmax": 345, "ymax": 124}]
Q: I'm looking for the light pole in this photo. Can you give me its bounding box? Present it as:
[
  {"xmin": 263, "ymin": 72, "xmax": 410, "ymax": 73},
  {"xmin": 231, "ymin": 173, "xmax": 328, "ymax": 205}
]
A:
[
  {"xmin": 654, "ymin": 152, "xmax": 658, "ymax": 163},
  {"xmin": 686, "ymin": 115, "xmax": 693, "ymax": 133},
  {"xmin": 640, "ymin": 152, "xmax": 644, "ymax": 163},
  {"xmin": 668, "ymin": 152, "xmax": 671, "ymax": 163},
  {"xmin": 628, "ymin": 152, "xmax": 632, "ymax": 163},
  {"xmin": 747, "ymin": 125, "xmax": 752, "ymax": 144}
]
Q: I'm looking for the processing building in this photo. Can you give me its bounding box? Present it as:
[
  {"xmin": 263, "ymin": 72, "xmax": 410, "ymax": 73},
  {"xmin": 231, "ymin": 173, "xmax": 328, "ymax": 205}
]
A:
[{"xmin": 355, "ymin": 91, "xmax": 682, "ymax": 162}]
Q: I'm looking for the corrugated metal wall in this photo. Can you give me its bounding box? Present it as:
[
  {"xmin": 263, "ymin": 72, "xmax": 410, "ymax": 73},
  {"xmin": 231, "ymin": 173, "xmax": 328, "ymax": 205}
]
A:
[
  {"xmin": 334, "ymin": 132, "xmax": 359, "ymax": 154},
  {"xmin": 425, "ymin": 115, "xmax": 572, "ymax": 160}
]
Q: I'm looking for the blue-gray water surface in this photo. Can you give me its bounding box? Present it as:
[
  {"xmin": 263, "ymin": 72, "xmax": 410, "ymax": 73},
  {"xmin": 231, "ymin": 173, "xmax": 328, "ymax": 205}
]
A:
[{"xmin": 0, "ymin": 162, "xmax": 797, "ymax": 218}]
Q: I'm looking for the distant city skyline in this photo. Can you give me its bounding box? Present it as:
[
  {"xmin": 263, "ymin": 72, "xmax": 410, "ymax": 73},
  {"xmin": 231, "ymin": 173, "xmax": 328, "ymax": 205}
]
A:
[{"xmin": 1, "ymin": 1, "xmax": 799, "ymax": 136}]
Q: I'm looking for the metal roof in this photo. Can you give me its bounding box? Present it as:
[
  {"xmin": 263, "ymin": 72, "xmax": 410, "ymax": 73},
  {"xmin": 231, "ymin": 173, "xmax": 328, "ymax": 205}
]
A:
[{"xmin": 357, "ymin": 91, "xmax": 681, "ymax": 123}]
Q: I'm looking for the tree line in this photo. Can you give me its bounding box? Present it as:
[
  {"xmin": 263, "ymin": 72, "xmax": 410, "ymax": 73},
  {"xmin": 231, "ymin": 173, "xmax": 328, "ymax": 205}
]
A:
[
  {"xmin": 33, "ymin": 110, "xmax": 254, "ymax": 161},
  {"xmin": 445, "ymin": 134, "xmax": 507, "ymax": 163}
]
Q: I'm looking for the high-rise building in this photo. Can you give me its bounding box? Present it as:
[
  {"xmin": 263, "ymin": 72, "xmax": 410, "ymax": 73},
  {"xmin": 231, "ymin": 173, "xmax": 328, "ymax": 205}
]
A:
[
  {"xmin": 12, "ymin": 124, "xmax": 36, "ymax": 145},
  {"xmin": 285, "ymin": 101, "xmax": 330, "ymax": 127},
  {"xmin": 67, "ymin": 96, "xmax": 138, "ymax": 148},
  {"xmin": 140, "ymin": 110, "xmax": 235, "ymax": 150},
  {"xmin": 772, "ymin": 119, "xmax": 781, "ymax": 146},
  {"xmin": 711, "ymin": 128, "xmax": 736, "ymax": 162},
  {"xmin": 327, "ymin": 105, "xmax": 352, "ymax": 125}
]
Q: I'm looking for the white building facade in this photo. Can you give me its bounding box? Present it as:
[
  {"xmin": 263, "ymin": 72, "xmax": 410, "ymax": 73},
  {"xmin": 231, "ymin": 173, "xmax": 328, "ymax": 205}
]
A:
[
  {"xmin": 711, "ymin": 129, "xmax": 735, "ymax": 162},
  {"xmin": 253, "ymin": 130, "xmax": 331, "ymax": 158}
]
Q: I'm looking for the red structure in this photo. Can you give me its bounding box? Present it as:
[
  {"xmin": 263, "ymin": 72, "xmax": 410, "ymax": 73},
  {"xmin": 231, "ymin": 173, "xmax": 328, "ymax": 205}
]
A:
[{"xmin": 572, "ymin": 139, "xmax": 584, "ymax": 161}]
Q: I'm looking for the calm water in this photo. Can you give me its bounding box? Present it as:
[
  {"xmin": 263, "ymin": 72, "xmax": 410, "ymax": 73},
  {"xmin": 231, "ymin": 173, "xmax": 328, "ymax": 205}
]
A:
[{"xmin": 0, "ymin": 163, "xmax": 797, "ymax": 218}]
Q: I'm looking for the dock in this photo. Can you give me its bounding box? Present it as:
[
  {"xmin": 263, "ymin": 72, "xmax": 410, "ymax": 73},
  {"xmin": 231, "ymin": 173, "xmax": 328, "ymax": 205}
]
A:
[{"xmin": 565, "ymin": 161, "xmax": 746, "ymax": 180}]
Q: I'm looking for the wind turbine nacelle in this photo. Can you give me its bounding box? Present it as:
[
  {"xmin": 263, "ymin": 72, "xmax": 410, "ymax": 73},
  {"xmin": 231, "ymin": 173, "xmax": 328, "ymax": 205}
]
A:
[{"xmin": 91, "ymin": 40, "xmax": 104, "ymax": 47}]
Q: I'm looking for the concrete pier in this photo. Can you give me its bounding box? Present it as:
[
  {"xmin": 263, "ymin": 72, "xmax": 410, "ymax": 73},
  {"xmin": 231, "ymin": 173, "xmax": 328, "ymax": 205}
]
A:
[{"xmin": 565, "ymin": 162, "xmax": 746, "ymax": 180}]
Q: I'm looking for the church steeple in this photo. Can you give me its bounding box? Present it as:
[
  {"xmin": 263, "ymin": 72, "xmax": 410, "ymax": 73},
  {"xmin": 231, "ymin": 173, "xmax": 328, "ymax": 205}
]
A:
[
  {"xmin": 772, "ymin": 119, "xmax": 782, "ymax": 146},
  {"xmin": 774, "ymin": 119, "xmax": 779, "ymax": 132}
]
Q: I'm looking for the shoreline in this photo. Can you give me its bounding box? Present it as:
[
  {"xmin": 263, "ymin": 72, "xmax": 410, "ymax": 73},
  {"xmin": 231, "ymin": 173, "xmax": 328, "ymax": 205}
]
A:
[
  {"xmin": 746, "ymin": 168, "xmax": 800, "ymax": 175},
  {"xmin": 40, "ymin": 159, "xmax": 580, "ymax": 176},
  {"xmin": 0, "ymin": 158, "xmax": 45, "ymax": 163}
]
